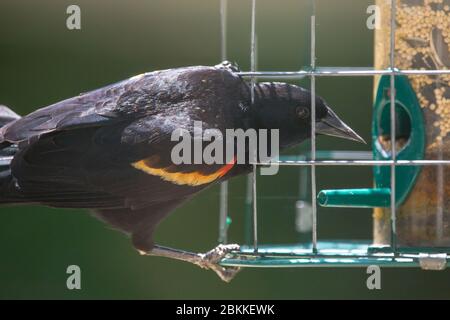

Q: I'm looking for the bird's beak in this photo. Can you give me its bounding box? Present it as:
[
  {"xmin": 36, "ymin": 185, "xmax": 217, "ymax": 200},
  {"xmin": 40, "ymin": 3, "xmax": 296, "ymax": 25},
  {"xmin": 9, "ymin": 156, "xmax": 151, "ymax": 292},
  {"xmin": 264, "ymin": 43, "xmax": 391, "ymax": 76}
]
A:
[{"xmin": 316, "ymin": 107, "xmax": 366, "ymax": 144}]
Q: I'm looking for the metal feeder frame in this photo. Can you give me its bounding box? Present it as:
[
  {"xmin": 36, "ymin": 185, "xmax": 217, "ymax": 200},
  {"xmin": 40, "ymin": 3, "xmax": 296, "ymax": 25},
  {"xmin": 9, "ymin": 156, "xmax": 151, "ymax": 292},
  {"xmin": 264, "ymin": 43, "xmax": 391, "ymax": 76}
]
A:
[{"xmin": 217, "ymin": 0, "xmax": 450, "ymax": 271}]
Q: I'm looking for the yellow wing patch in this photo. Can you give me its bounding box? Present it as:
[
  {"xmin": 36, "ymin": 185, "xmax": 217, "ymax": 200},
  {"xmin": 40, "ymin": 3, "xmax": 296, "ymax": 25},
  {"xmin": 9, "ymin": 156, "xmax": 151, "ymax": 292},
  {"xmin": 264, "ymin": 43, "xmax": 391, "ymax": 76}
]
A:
[{"xmin": 132, "ymin": 157, "xmax": 236, "ymax": 186}]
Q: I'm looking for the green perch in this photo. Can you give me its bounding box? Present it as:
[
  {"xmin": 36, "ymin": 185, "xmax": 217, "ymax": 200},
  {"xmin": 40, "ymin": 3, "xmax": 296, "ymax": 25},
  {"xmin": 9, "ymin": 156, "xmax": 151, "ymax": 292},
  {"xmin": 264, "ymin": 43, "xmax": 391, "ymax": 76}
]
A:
[
  {"xmin": 317, "ymin": 188, "xmax": 391, "ymax": 208},
  {"xmin": 317, "ymin": 75, "xmax": 425, "ymax": 209}
]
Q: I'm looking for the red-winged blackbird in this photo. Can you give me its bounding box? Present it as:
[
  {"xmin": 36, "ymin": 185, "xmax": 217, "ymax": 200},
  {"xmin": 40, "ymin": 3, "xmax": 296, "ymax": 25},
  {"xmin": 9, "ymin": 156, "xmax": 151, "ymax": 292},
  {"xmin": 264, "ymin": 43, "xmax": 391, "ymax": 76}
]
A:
[{"xmin": 0, "ymin": 62, "xmax": 364, "ymax": 281}]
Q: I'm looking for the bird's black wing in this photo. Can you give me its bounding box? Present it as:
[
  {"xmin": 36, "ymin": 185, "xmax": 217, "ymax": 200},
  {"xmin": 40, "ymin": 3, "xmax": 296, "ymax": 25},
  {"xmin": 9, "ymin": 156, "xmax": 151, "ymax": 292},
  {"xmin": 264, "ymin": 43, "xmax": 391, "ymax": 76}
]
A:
[
  {"xmin": 0, "ymin": 64, "xmax": 248, "ymax": 147},
  {"xmin": 0, "ymin": 73, "xmax": 155, "ymax": 144},
  {"xmin": 0, "ymin": 72, "xmax": 152, "ymax": 206},
  {"xmin": 6, "ymin": 115, "xmax": 206, "ymax": 251},
  {"xmin": 6, "ymin": 113, "xmax": 211, "ymax": 205},
  {"xmin": 0, "ymin": 65, "xmax": 248, "ymax": 250}
]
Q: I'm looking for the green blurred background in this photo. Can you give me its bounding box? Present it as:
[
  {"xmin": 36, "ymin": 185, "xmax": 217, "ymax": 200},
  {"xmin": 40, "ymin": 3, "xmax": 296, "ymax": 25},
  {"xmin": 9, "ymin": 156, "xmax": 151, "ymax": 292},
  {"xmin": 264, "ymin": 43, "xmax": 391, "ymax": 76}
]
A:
[{"xmin": 0, "ymin": 0, "xmax": 449, "ymax": 299}]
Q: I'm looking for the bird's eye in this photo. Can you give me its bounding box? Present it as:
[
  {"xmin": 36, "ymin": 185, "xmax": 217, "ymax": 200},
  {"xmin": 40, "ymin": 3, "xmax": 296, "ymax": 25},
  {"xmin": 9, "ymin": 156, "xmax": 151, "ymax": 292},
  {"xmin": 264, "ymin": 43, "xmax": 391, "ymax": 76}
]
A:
[{"xmin": 296, "ymin": 107, "xmax": 310, "ymax": 120}]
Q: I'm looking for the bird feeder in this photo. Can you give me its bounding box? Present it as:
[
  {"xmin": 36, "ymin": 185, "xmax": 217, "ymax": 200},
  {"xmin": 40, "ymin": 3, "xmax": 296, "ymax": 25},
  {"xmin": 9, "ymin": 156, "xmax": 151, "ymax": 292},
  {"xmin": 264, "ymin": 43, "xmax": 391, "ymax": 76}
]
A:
[{"xmin": 217, "ymin": 0, "xmax": 450, "ymax": 272}]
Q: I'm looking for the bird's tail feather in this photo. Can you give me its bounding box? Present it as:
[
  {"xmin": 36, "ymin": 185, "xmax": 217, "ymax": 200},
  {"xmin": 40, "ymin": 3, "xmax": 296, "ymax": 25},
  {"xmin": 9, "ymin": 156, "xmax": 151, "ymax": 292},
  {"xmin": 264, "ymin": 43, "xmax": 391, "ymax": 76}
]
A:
[{"xmin": 0, "ymin": 105, "xmax": 21, "ymax": 201}]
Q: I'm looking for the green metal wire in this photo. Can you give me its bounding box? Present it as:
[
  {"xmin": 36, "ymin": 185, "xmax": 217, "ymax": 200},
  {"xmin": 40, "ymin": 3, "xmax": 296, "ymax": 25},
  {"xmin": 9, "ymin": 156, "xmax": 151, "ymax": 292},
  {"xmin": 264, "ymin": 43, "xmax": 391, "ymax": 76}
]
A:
[{"xmin": 220, "ymin": 242, "xmax": 450, "ymax": 268}]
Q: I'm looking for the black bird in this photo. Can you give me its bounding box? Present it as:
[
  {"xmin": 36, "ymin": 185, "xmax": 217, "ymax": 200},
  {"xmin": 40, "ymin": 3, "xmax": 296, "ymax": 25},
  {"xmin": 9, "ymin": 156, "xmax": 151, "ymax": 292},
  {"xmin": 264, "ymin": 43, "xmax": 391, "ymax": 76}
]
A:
[{"xmin": 0, "ymin": 62, "xmax": 364, "ymax": 281}]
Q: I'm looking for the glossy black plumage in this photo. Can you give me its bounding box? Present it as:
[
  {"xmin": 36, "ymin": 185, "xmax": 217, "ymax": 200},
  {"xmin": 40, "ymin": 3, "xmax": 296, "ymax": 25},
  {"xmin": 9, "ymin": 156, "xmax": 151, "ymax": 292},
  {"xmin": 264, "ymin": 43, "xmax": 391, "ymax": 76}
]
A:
[{"xmin": 0, "ymin": 63, "xmax": 362, "ymax": 252}]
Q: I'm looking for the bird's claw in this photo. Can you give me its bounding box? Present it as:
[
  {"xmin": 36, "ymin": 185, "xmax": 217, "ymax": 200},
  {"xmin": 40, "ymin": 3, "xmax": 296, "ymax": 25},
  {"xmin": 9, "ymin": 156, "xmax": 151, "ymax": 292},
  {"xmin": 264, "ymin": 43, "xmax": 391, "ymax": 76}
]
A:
[{"xmin": 197, "ymin": 244, "xmax": 241, "ymax": 282}]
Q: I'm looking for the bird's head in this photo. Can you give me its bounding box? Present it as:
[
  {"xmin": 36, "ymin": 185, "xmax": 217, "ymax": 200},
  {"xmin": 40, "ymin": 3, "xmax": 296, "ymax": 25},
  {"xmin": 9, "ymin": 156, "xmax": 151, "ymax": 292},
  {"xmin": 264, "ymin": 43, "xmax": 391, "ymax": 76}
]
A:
[{"xmin": 250, "ymin": 82, "xmax": 365, "ymax": 148}]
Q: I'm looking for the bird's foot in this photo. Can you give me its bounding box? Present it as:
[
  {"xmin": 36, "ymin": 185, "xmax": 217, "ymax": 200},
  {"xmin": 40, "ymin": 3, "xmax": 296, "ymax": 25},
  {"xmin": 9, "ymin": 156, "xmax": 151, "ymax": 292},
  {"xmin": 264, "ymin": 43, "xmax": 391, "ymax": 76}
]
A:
[
  {"xmin": 146, "ymin": 243, "xmax": 241, "ymax": 283},
  {"xmin": 196, "ymin": 244, "xmax": 241, "ymax": 282}
]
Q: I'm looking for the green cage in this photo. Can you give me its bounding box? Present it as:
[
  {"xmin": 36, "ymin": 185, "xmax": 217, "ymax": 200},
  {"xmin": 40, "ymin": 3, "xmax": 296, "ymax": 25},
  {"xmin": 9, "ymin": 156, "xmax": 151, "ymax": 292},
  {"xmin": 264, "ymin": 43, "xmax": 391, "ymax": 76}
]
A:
[{"xmin": 215, "ymin": 0, "xmax": 450, "ymax": 272}]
